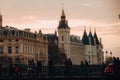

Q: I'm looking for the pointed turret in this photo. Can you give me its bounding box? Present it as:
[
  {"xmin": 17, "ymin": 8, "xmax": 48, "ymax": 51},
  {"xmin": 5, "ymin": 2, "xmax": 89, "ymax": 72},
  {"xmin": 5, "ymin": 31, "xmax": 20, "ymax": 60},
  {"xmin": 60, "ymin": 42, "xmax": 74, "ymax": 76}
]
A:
[
  {"xmin": 58, "ymin": 8, "xmax": 69, "ymax": 29},
  {"xmin": 82, "ymin": 27, "xmax": 89, "ymax": 45},
  {"xmin": 88, "ymin": 29, "xmax": 94, "ymax": 45},
  {"xmin": 61, "ymin": 8, "xmax": 65, "ymax": 17},
  {"xmin": 94, "ymin": 28, "xmax": 100, "ymax": 45}
]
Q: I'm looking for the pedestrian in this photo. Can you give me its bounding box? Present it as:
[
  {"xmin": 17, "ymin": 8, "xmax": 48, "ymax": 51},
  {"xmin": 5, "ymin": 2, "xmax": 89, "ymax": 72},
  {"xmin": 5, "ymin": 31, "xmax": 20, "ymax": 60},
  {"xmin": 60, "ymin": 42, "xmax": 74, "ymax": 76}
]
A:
[
  {"xmin": 48, "ymin": 60, "xmax": 54, "ymax": 76},
  {"xmin": 36, "ymin": 61, "xmax": 42, "ymax": 77}
]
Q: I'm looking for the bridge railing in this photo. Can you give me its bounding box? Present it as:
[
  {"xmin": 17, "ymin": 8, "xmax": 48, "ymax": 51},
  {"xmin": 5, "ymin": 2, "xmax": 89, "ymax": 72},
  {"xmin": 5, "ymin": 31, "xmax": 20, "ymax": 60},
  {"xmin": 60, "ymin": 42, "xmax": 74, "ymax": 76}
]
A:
[{"xmin": 0, "ymin": 65, "xmax": 105, "ymax": 77}]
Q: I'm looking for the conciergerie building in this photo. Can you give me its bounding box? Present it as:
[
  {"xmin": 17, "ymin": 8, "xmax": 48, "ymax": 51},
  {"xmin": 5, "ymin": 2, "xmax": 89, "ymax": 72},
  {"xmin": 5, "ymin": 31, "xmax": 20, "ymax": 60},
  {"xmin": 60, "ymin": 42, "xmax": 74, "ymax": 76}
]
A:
[{"xmin": 0, "ymin": 9, "xmax": 104, "ymax": 65}]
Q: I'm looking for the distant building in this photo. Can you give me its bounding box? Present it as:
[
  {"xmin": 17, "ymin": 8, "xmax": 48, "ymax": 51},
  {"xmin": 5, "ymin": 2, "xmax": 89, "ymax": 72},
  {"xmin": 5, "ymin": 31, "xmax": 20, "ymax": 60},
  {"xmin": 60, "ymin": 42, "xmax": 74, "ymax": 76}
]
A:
[
  {"xmin": 82, "ymin": 28, "xmax": 103, "ymax": 64},
  {"xmin": 0, "ymin": 8, "xmax": 104, "ymax": 65},
  {"xmin": 0, "ymin": 14, "xmax": 48, "ymax": 65},
  {"xmin": 45, "ymin": 8, "xmax": 103, "ymax": 65},
  {"xmin": 57, "ymin": 8, "xmax": 84, "ymax": 65}
]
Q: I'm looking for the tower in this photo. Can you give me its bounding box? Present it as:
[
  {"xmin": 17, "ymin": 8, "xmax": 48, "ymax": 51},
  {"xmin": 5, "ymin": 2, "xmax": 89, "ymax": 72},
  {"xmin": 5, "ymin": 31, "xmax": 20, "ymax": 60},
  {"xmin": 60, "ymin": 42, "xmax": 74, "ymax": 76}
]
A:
[
  {"xmin": 0, "ymin": 13, "xmax": 2, "ymax": 27},
  {"xmin": 57, "ymin": 8, "xmax": 71, "ymax": 58}
]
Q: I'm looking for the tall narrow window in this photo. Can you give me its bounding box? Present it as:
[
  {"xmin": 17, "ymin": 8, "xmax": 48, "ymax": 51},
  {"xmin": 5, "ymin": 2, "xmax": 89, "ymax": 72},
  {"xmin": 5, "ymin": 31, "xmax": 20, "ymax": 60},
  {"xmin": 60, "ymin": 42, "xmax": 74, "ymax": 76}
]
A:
[
  {"xmin": 0, "ymin": 47, "xmax": 3, "ymax": 54},
  {"xmin": 8, "ymin": 46, "xmax": 12, "ymax": 54},
  {"xmin": 62, "ymin": 36, "xmax": 64, "ymax": 41},
  {"xmin": 0, "ymin": 40, "xmax": 3, "ymax": 42},
  {"xmin": 16, "ymin": 46, "xmax": 19, "ymax": 53}
]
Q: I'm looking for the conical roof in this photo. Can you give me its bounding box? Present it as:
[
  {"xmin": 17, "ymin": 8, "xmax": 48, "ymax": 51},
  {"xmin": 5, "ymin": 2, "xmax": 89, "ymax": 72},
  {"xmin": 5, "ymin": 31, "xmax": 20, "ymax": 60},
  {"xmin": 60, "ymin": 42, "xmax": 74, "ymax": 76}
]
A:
[
  {"xmin": 88, "ymin": 31, "xmax": 95, "ymax": 45},
  {"xmin": 82, "ymin": 30, "xmax": 89, "ymax": 45},
  {"xmin": 94, "ymin": 32, "xmax": 100, "ymax": 45},
  {"xmin": 61, "ymin": 8, "xmax": 65, "ymax": 17}
]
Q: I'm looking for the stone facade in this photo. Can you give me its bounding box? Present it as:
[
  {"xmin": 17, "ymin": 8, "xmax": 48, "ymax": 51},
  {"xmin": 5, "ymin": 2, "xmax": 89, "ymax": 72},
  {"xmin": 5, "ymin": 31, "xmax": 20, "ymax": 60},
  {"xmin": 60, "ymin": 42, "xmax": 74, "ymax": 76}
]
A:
[
  {"xmin": 0, "ymin": 9, "xmax": 104, "ymax": 65},
  {"xmin": 57, "ymin": 9, "xmax": 85, "ymax": 65},
  {"xmin": 57, "ymin": 9, "xmax": 103, "ymax": 65},
  {"xmin": 0, "ymin": 25, "xmax": 48, "ymax": 65}
]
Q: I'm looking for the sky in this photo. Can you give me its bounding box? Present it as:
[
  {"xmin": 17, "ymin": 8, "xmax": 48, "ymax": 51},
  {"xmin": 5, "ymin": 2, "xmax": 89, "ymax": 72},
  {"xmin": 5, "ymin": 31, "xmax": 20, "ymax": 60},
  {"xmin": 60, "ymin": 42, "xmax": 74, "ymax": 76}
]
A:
[{"xmin": 0, "ymin": 0, "xmax": 120, "ymax": 57}]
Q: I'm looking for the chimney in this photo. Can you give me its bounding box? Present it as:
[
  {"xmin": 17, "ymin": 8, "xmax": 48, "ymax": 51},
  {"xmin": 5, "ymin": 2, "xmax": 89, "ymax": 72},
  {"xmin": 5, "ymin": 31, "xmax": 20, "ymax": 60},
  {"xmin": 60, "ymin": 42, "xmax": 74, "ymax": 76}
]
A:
[{"xmin": 25, "ymin": 28, "xmax": 30, "ymax": 32}]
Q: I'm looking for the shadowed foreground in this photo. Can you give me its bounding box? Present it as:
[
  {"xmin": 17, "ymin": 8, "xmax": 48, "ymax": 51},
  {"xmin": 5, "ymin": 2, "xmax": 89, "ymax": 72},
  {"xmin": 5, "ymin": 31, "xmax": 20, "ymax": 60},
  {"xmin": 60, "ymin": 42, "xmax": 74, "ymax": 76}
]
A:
[{"xmin": 0, "ymin": 65, "xmax": 117, "ymax": 80}]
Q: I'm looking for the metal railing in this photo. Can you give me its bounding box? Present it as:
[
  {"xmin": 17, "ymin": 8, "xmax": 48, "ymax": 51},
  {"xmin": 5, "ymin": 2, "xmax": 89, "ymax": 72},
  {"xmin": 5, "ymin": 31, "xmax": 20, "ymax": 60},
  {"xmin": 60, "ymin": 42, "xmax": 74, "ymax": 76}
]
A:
[{"xmin": 0, "ymin": 65, "xmax": 105, "ymax": 78}]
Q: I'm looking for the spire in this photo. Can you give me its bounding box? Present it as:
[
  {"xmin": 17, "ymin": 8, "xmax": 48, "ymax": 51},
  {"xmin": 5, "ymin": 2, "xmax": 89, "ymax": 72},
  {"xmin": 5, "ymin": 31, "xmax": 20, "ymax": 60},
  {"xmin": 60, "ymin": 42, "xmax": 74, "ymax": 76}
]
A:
[
  {"xmin": 90, "ymin": 27, "xmax": 91, "ymax": 32},
  {"xmin": 61, "ymin": 8, "xmax": 65, "ymax": 17},
  {"xmin": 88, "ymin": 28, "xmax": 94, "ymax": 45},
  {"xmin": 55, "ymin": 30, "xmax": 57, "ymax": 36},
  {"xmin": 61, "ymin": 3, "xmax": 65, "ymax": 17},
  {"xmin": 94, "ymin": 27, "xmax": 100, "ymax": 45},
  {"xmin": 58, "ymin": 6, "xmax": 69, "ymax": 29},
  {"xmin": 82, "ymin": 27, "xmax": 89, "ymax": 45},
  {"xmin": 84, "ymin": 26, "xmax": 86, "ymax": 31},
  {"xmin": 94, "ymin": 27, "xmax": 96, "ymax": 33}
]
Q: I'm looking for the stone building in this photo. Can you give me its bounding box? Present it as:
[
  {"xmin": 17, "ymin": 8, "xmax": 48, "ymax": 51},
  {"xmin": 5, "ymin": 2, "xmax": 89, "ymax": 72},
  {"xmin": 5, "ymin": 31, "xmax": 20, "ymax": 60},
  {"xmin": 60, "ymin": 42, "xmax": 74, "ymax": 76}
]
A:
[
  {"xmin": 0, "ymin": 8, "xmax": 104, "ymax": 65},
  {"xmin": 0, "ymin": 14, "xmax": 48, "ymax": 65},
  {"xmin": 82, "ymin": 28, "xmax": 103, "ymax": 64},
  {"xmin": 44, "ymin": 8, "xmax": 103, "ymax": 65},
  {"xmin": 57, "ymin": 9, "xmax": 84, "ymax": 65}
]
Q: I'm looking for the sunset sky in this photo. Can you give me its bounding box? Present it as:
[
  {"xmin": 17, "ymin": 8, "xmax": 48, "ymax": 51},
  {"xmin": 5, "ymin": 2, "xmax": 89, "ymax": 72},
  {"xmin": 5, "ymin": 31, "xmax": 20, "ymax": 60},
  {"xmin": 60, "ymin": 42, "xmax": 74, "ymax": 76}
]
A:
[{"xmin": 0, "ymin": 0, "xmax": 120, "ymax": 57}]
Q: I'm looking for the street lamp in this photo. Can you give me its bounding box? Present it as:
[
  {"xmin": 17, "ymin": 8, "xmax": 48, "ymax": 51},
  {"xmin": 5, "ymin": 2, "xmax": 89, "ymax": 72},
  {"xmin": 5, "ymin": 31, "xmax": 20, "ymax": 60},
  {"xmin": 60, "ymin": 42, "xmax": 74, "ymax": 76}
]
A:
[
  {"xmin": 110, "ymin": 51, "xmax": 112, "ymax": 58},
  {"xmin": 105, "ymin": 50, "xmax": 108, "ymax": 56}
]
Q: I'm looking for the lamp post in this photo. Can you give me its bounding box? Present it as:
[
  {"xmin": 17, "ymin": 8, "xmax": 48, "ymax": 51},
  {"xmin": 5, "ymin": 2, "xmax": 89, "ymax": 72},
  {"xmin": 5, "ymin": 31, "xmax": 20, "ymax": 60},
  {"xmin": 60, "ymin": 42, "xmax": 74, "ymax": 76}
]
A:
[
  {"xmin": 110, "ymin": 51, "xmax": 112, "ymax": 58},
  {"xmin": 105, "ymin": 50, "xmax": 108, "ymax": 56}
]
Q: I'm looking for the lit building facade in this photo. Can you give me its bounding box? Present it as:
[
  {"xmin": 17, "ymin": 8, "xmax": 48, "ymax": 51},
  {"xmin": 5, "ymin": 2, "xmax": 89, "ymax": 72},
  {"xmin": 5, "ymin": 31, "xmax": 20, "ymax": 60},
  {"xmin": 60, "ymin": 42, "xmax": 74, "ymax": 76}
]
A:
[{"xmin": 0, "ymin": 14, "xmax": 48, "ymax": 65}]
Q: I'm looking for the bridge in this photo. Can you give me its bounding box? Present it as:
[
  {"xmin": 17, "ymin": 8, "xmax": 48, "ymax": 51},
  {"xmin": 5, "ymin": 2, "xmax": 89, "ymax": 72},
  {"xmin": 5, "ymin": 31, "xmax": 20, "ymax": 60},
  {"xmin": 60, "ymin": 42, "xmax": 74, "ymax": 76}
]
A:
[{"xmin": 0, "ymin": 65, "xmax": 115, "ymax": 80}]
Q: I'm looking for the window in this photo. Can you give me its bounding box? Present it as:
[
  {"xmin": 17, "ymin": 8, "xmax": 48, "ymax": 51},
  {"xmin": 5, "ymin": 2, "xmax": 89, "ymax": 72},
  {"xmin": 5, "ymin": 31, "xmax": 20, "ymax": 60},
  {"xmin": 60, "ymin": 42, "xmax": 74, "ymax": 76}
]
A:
[
  {"xmin": 40, "ymin": 50, "xmax": 43, "ymax": 55},
  {"xmin": 0, "ymin": 40, "xmax": 3, "ymax": 42},
  {"xmin": 89, "ymin": 56, "xmax": 91, "ymax": 59},
  {"xmin": 62, "ymin": 44, "xmax": 64, "ymax": 47},
  {"xmin": 16, "ymin": 39, "xmax": 19, "ymax": 42},
  {"xmin": 88, "ymin": 51, "xmax": 90, "ymax": 54},
  {"xmin": 0, "ymin": 47, "xmax": 3, "ymax": 54},
  {"xmin": 8, "ymin": 46, "xmax": 12, "ymax": 54},
  {"xmin": 16, "ymin": 46, "xmax": 19, "ymax": 53},
  {"xmin": 62, "ymin": 36, "xmax": 64, "ymax": 41},
  {"xmin": 91, "ymin": 52, "xmax": 93, "ymax": 54},
  {"xmin": 9, "ymin": 39, "xmax": 11, "ymax": 42}
]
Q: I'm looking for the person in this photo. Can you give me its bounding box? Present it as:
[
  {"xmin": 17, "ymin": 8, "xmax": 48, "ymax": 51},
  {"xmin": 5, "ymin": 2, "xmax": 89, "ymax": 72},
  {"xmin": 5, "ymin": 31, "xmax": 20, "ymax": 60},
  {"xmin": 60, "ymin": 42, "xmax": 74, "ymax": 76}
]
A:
[
  {"xmin": 84, "ymin": 60, "xmax": 88, "ymax": 76},
  {"xmin": 84, "ymin": 60, "xmax": 88, "ymax": 66},
  {"xmin": 68, "ymin": 58, "xmax": 72, "ymax": 65},
  {"xmin": 36, "ymin": 61, "xmax": 42, "ymax": 77},
  {"xmin": 48, "ymin": 60, "xmax": 54, "ymax": 77},
  {"xmin": 80, "ymin": 61, "xmax": 84, "ymax": 66},
  {"xmin": 113, "ymin": 57, "xmax": 120, "ymax": 79},
  {"xmin": 64, "ymin": 58, "xmax": 73, "ymax": 77}
]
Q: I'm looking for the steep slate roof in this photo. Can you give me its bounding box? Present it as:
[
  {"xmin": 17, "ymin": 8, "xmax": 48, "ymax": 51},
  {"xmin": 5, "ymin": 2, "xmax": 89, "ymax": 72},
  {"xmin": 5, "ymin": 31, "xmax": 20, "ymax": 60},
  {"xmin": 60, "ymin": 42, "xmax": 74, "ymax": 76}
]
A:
[
  {"xmin": 58, "ymin": 21, "xmax": 69, "ymax": 28},
  {"xmin": 82, "ymin": 30, "xmax": 89, "ymax": 45},
  {"xmin": 88, "ymin": 31, "xmax": 95, "ymax": 45},
  {"xmin": 94, "ymin": 32, "xmax": 100, "ymax": 45},
  {"xmin": 44, "ymin": 34, "xmax": 58, "ymax": 42}
]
